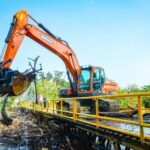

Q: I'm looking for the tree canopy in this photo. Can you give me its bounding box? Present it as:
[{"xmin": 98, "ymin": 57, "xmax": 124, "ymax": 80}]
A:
[{"xmin": 0, "ymin": 71, "xmax": 150, "ymax": 109}]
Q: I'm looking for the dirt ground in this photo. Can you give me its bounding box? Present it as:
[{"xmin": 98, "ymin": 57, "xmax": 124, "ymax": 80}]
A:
[{"xmin": 0, "ymin": 109, "xmax": 92, "ymax": 150}]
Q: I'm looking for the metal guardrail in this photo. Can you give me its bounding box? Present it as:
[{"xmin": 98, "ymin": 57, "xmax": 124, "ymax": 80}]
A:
[{"xmin": 20, "ymin": 92, "xmax": 150, "ymax": 142}]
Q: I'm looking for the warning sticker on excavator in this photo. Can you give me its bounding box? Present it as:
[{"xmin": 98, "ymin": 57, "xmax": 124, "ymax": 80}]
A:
[{"xmin": 40, "ymin": 34, "xmax": 54, "ymax": 44}]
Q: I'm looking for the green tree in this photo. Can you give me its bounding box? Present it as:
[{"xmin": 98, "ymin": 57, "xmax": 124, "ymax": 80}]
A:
[
  {"xmin": 39, "ymin": 72, "xmax": 46, "ymax": 80},
  {"xmin": 141, "ymin": 85, "xmax": 150, "ymax": 108},
  {"xmin": 46, "ymin": 72, "xmax": 53, "ymax": 81},
  {"xmin": 126, "ymin": 84, "xmax": 141, "ymax": 93},
  {"xmin": 36, "ymin": 71, "xmax": 68, "ymax": 99},
  {"xmin": 142, "ymin": 85, "xmax": 150, "ymax": 92},
  {"xmin": 118, "ymin": 84, "xmax": 141, "ymax": 107},
  {"xmin": 53, "ymin": 71, "xmax": 64, "ymax": 86}
]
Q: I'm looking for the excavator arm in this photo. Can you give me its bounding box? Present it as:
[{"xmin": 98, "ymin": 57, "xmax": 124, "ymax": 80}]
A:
[
  {"xmin": 0, "ymin": 10, "xmax": 116, "ymax": 98},
  {"xmin": 1, "ymin": 10, "xmax": 80, "ymax": 85},
  {"xmin": 0, "ymin": 10, "xmax": 119, "ymax": 125}
]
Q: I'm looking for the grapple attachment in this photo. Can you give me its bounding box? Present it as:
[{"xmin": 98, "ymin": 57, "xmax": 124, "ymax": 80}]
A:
[
  {"xmin": 0, "ymin": 58, "xmax": 40, "ymax": 125},
  {"xmin": 0, "ymin": 59, "xmax": 35, "ymax": 96},
  {"xmin": 0, "ymin": 69, "xmax": 34, "ymax": 96}
]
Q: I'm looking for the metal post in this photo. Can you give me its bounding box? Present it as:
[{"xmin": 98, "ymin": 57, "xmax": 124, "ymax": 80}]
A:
[
  {"xmin": 34, "ymin": 102, "xmax": 35, "ymax": 109},
  {"xmin": 138, "ymin": 96, "xmax": 144, "ymax": 141},
  {"xmin": 46, "ymin": 101, "xmax": 48, "ymax": 113},
  {"xmin": 42, "ymin": 101, "xmax": 43, "ymax": 111},
  {"xmin": 130, "ymin": 97, "xmax": 134, "ymax": 108},
  {"xmin": 95, "ymin": 98, "xmax": 99, "ymax": 127},
  {"xmin": 32, "ymin": 102, "xmax": 35, "ymax": 111},
  {"xmin": 73, "ymin": 99, "xmax": 77, "ymax": 121},
  {"xmin": 38, "ymin": 102, "xmax": 40, "ymax": 110},
  {"xmin": 52, "ymin": 100, "xmax": 54, "ymax": 114},
  {"xmin": 61, "ymin": 100, "xmax": 63, "ymax": 117},
  {"xmin": 39, "ymin": 101, "xmax": 40, "ymax": 110}
]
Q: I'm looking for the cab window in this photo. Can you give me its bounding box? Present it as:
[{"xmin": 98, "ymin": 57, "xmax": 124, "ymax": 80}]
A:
[
  {"xmin": 93, "ymin": 68, "xmax": 105, "ymax": 91},
  {"xmin": 79, "ymin": 69, "xmax": 91, "ymax": 92}
]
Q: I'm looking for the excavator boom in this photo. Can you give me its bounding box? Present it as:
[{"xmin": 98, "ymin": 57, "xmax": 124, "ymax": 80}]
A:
[
  {"xmin": 2, "ymin": 10, "xmax": 80, "ymax": 84},
  {"xmin": 0, "ymin": 10, "xmax": 117, "ymax": 97},
  {"xmin": 0, "ymin": 10, "xmax": 119, "ymax": 125}
]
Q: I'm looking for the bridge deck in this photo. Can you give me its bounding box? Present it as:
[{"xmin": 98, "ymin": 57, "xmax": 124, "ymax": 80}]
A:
[{"xmin": 20, "ymin": 92, "xmax": 150, "ymax": 149}]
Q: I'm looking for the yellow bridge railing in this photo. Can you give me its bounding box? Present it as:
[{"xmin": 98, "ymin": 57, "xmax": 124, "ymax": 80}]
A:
[{"xmin": 20, "ymin": 92, "xmax": 150, "ymax": 142}]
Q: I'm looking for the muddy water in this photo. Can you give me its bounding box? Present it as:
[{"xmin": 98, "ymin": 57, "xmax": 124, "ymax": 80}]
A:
[{"xmin": 0, "ymin": 110, "xmax": 74, "ymax": 150}]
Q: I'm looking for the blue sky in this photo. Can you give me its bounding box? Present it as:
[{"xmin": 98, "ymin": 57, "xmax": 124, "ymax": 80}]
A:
[{"xmin": 0, "ymin": 0, "xmax": 150, "ymax": 87}]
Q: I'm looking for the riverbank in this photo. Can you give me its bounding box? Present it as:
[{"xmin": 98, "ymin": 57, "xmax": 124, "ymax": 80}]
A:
[{"xmin": 0, "ymin": 109, "xmax": 80, "ymax": 150}]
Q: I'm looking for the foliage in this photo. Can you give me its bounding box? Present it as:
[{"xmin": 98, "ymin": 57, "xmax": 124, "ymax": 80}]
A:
[
  {"xmin": 0, "ymin": 96, "xmax": 19, "ymax": 110},
  {"xmin": 141, "ymin": 85, "xmax": 150, "ymax": 108},
  {"xmin": 46, "ymin": 72, "xmax": 53, "ymax": 81},
  {"xmin": 119, "ymin": 84, "xmax": 150, "ymax": 108},
  {"xmin": 35, "ymin": 71, "xmax": 68, "ymax": 100},
  {"xmin": 0, "ymin": 70, "xmax": 69, "ymax": 109},
  {"xmin": 0, "ymin": 70, "xmax": 150, "ymax": 109},
  {"xmin": 0, "ymin": 102, "xmax": 2, "ymax": 110}
]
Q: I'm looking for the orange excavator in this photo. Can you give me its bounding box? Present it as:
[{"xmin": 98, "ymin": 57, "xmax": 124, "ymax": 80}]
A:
[{"xmin": 0, "ymin": 10, "xmax": 118, "ymax": 119}]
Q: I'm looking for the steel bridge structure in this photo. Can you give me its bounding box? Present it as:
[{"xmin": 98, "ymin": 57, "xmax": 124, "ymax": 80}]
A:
[{"xmin": 20, "ymin": 92, "xmax": 150, "ymax": 150}]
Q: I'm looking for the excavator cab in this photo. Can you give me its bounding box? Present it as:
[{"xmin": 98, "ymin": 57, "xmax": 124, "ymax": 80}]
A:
[
  {"xmin": 78, "ymin": 66, "xmax": 105, "ymax": 96},
  {"xmin": 60, "ymin": 66, "xmax": 105, "ymax": 98}
]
